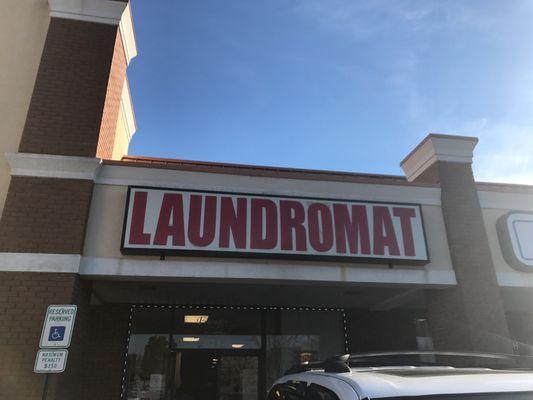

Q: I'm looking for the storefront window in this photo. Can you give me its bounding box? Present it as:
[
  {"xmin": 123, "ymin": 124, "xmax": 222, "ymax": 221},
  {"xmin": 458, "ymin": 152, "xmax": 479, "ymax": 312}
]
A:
[
  {"xmin": 124, "ymin": 306, "xmax": 345, "ymax": 400},
  {"xmin": 265, "ymin": 310, "xmax": 345, "ymax": 389},
  {"xmin": 126, "ymin": 308, "xmax": 173, "ymax": 400}
]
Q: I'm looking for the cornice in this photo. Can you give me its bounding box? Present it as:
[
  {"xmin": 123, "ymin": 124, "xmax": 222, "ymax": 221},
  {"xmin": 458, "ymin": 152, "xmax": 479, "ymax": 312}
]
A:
[{"xmin": 5, "ymin": 153, "xmax": 101, "ymax": 180}]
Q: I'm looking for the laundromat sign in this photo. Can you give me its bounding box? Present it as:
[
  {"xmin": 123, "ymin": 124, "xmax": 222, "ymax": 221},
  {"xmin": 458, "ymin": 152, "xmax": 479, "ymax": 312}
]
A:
[{"xmin": 121, "ymin": 187, "xmax": 429, "ymax": 264}]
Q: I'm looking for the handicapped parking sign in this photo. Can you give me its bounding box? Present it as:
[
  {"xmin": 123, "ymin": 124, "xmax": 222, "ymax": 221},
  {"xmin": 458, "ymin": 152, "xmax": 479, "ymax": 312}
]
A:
[
  {"xmin": 48, "ymin": 326, "xmax": 66, "ymax": 342},
  {"xmin": 39, "ymin": 305, "xmax": 77, "ymax": 348}
]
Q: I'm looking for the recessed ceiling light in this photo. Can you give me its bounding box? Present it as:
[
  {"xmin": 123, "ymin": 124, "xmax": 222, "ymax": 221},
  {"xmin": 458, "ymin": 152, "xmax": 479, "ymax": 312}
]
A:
[
  {"xmin": 232, "ymin": 344, "xmax": 244, "ymax": 349},
  {"xmin": 184, "ymin": 315, "xmax": 209, "ymax": 324}
]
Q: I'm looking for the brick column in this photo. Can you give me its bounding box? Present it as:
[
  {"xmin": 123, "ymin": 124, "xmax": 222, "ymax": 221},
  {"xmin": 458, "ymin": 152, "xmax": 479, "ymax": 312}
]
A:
[
  {"xmin": 18, "ymin": 18, "xmax": 124, "ymax": 157},
  {"xmin": 401, "ymin": 134, "xmax": 512, "ymax": 353},
  {"xmin": 0, "ymin": 1, "xmax": 135, "ymax": 399}
]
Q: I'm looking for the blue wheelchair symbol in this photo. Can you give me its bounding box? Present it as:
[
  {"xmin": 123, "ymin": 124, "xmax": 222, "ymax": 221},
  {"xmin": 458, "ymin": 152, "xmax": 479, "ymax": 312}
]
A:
[{"xmin": 48, "ymin": 326, "xmax": 65, "ymax": 342}]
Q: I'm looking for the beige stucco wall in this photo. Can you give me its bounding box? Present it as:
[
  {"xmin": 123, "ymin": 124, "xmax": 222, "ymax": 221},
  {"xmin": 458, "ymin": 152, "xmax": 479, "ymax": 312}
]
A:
[
  {"xmin": 111, "ymin": 105, "xmax": 129, "ymax": 160},
  {"xmin": 84, "ymin": 183, "xmax": 126, "ymax": 258},
  {"xmin": 480, "ymin": 189, "xmax": 533, "ymax": 287},
  {"xmin": 0, "ymin": 0, "xmax": 50, "ymax": 214},
  {"xmin": 83, "ymin": 167, "xmax": 454, "ymax": 284},
  {"xmin": 111, "ymin": 77, "xmax": 136, "ymax": 160},
  {"xmin": 483, "ymin": 208, "xmax": 513, "ymax": 273}
]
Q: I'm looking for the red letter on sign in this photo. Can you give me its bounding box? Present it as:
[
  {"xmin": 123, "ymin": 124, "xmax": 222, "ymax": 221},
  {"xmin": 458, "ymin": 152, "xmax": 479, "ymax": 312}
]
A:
[
  {"xmin": 308, "ymin": 203, "xmax": 333, "ymax": 252},
  {"xmin": 280, "ymin": 200, "xmax": 307, "ymax": 251},
  {"xmin": 129, "ymin": 191, "xmax": 151, "ymax": 245},
  {"xmin": 333, "ymin": 204, "xmax": 370, "ymax": 254},
  {"xmin": 188, "ymin": 195, "xmax": 217, "ymax": 247},
  {"xmin": 373, "ymin": 206, "xmax": 400, "ymax": 256},
  {"xmin": 219, "ymin": 197, "xmax": 247, "ymax": 249},
  {"xmin": 393, "ymin": 207, "xmax": 416, "ymax": 256},
  {"xmin": 153, "ymin": 193, "xmax": 185, "ymax": 246},
  {"xmin": 250, "ymin": 199, "xmax": 278, "ymax": 249}
]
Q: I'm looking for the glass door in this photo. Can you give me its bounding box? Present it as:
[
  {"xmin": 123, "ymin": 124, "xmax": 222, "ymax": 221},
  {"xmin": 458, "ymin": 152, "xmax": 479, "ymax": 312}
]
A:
[
  {"xmin": 168, "ymin": 308, "xmax": 263, "ymax": 400},
  {"xmin": 169, "ymin": 351, "xmax": 259, "ymax": 400}
]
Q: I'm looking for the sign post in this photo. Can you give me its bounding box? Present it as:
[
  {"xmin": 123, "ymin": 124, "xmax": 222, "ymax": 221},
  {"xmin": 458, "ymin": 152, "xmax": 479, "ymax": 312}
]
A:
[{"xmin": 35, "ymin": 305, "xmax": 77, "ymax": 400}]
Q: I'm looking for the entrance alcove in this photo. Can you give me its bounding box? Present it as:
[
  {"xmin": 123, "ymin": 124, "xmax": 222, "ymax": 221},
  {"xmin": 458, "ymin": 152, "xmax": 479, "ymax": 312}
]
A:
[{"xmin": 90, "ymin": 279, "xmax": 432, "ymax": 399}]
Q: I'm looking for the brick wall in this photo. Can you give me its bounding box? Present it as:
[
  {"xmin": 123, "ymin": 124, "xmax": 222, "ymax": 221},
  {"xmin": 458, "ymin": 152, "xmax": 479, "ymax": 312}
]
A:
[
  {"xmin": 0, "ymin": 177, "xmax": 93, "ymax": 253},
  {"xmin": 427, "ymin": 287, "xmax": 471, "ymax": 350},
  {"xmin": 0, "ymin": 272, "xmax": 79, "ymax": 399},
  {"xmin": 78, "ymin": 305, "xmax": 130, "ymax": 400},
  {"xmin": 426, "ymin": 161, "xmax": 512, "ymax": 352},
  {"xmin": 55, "ymin": 303, "xmax": 130, "ymax": 400},
  {"xmin": 0, "ymin": 271, "xmax": 130, "ymax": 400},
  {"xmin": 96, "ymin": 32, "xmax": 127, "ymax": 159},
  {"xmin": 52, "ymin": 276, "xmax": 93, "ymax": 400},
  {"xmin": 18, "ymin": 18, "xmax": 119, "ymax": 157},
  {"xmin": 0, "ymin": 6, "xmax": 131, "ymax": 400}
]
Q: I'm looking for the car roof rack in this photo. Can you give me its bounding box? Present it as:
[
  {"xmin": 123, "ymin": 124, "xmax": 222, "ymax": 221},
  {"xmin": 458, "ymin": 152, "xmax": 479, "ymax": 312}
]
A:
[
  {"xmin": 349, "ymin": 351, "xmax": 514, "ymax": 362},
  {"xmin": 348, "ymin": 351, "xmax": 533, "ymax": 369},
  {"xmin": 348, "ymin": 350, "xmax": 520, "ymax": 364},
  {"xmin": 284, "ymin": 351, "xmax": 532, "ymax": 376}
]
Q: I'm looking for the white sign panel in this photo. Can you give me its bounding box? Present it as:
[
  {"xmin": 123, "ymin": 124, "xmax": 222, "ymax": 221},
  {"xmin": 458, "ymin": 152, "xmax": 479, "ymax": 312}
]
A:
[
  {"xmin": 121, "ymin": 187, "xmax": 429, "ymax": 264},
  {"xmin": 34, "ymin": 349, "xmax": 68, "ymax": 373},
  {"xmin": 39, "ymin": 305, "xmax": 77, "ymax": 348},
  {"xmin": 507, "ymin": 213, "xmax": 533, "ymax": 268}
]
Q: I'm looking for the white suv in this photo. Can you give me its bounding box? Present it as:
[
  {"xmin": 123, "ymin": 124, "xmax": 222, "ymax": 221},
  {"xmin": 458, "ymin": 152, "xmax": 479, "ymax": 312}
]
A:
[{"xmin": 267, "ymin": 353, "xmax": 533, "ymax": 400}]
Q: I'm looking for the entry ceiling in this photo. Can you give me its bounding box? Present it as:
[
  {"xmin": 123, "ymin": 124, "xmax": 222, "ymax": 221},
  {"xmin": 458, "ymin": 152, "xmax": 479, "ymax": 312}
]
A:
[{"xmin": 91, "ymin": 279, "xmax": 427, "ymax": 310}]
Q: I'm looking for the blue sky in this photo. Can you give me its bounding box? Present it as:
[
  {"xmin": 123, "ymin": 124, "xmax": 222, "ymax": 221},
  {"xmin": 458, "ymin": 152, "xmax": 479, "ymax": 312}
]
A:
[{"xmin": 128, "ymin": 0, "xmax": 533, "ymax": 184}]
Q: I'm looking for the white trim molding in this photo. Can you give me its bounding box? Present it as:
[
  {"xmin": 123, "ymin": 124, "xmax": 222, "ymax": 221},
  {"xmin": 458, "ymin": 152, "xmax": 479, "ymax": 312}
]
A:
[
  {"xmin": 5, "ymin": 152, "xmax": 102, "ymax": 180},
  {"xmin": 48, "ymin": 0, "xmax": 137, "ymax": 65},
  {"xmin": 401, "ymin": 134, "xmax": 478, "ymax": 182},
  {"xmin": 0, "ymin": 253, "xmax": 81, "ymax": 273},
  {"xmin": 49, "ymin": 0, "xmax": 128, "ymax": 25},
  {"xmin": 119, "ymin": 3, "xmax": 137, "ymax": 65},
  {"xmin": 120, "ymin": 77, "xmax": 137, "ymax": 141},
  {"xmin": 79, "ymin": 257, "xmax": 457, "ymax": 287}
]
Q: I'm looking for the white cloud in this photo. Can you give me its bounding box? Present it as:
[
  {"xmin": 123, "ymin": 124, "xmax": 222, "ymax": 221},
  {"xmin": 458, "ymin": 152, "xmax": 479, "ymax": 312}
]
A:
[
  {"xmin": 292, "ymin": 0, "xmax": 494, "ymax": 40},
  {"xmin": 291, "ymin": 1, "xmax": 382, "ymax": 39},
  {"xmin": 469, "ymin": 122, "xmax": 533, "ymax": 185}
]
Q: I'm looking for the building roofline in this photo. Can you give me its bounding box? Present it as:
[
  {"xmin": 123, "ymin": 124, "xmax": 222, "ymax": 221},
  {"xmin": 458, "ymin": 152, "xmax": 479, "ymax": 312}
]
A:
[
  {"xmin": 103, "ymin": 155, "xmax": 533, "ymax": 193},
  {"xmin": 106, "ymin": 156, "xmax": 437, "ymax": 187},
  {"xmin": 476, "ymin": 181, "xmax": 533, "ymax": 193}
]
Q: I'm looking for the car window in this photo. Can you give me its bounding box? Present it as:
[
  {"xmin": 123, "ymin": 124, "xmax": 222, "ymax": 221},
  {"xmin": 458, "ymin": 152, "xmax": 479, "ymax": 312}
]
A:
[
  {"xmin": 267, "ymin": 381, "xmax": 307, "ymax": 400},
  {"xmin": 304, "ymin": 383, "xmax": 340, "ymax": 400}
]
